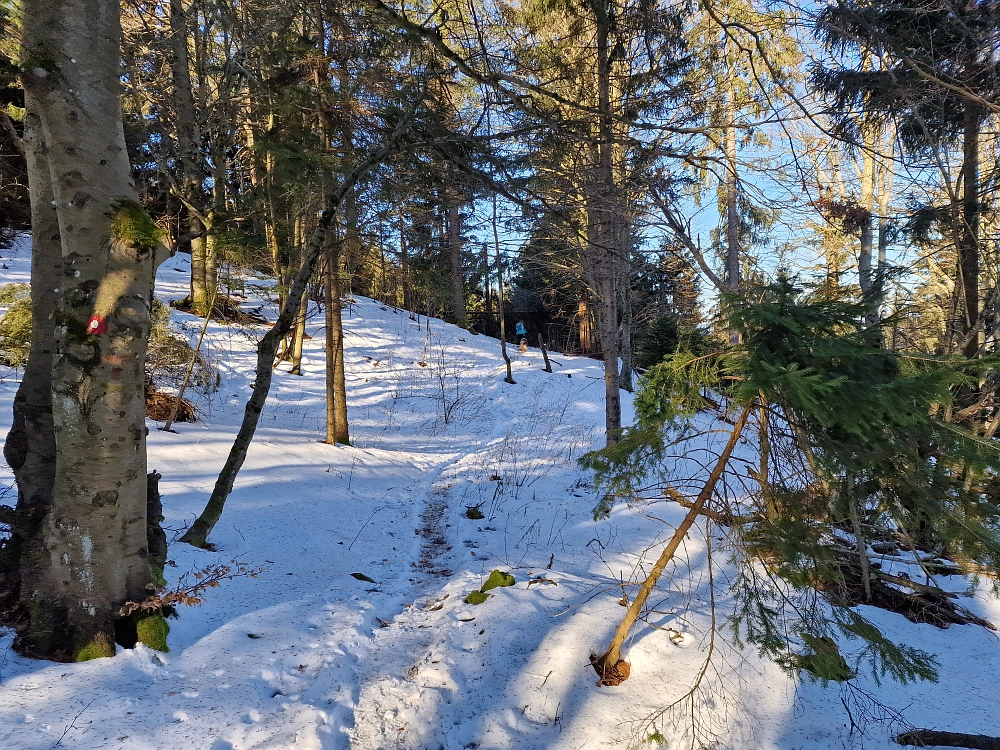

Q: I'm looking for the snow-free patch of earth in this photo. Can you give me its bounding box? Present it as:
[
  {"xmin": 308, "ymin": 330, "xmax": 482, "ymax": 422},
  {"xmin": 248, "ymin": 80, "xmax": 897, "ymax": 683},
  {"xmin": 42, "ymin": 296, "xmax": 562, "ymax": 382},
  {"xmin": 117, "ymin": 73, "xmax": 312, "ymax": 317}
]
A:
[{"xmin": 0, "ymin": 235, "xmax": 999, "ymax": 749}]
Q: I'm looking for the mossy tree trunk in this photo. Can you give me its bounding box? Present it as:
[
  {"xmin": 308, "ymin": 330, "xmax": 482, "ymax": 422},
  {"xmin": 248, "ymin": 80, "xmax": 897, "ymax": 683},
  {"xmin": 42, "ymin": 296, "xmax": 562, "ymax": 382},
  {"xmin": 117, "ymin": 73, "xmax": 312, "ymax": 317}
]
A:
[{"xmin": 5, "ymin": 0, "xmax": 170, "ymax": 661}]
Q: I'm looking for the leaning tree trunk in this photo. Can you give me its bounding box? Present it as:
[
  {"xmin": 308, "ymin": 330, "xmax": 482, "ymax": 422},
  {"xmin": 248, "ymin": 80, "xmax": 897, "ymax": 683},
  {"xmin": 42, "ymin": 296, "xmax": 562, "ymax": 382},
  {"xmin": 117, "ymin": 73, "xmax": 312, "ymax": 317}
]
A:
[
  {"xmin": 7, "ymin": 0, "xmax": 170, "ymax": 661},
  {"xmin": 178, "ymin": 119, "xmax": 412, "ymax": 548},
  {"xmin": 592, "ymin": 407, "xmax": 749, "ymax": 684}
]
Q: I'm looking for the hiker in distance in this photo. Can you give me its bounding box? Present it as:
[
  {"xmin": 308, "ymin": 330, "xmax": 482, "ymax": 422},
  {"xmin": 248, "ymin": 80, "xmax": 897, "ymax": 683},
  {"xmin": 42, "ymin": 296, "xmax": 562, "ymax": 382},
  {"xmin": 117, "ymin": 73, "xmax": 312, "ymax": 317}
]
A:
[{"xmin": 515, "ymin": 319, "xmax": 528, "ymax": 352}]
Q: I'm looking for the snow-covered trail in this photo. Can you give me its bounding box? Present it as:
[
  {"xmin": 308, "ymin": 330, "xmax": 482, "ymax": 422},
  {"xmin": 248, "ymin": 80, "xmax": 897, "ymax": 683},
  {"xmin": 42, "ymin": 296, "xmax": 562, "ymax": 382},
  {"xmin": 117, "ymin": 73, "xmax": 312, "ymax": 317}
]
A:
[{"xmin": 2, "ymin": 239, "xmax": 1000, "ymax": 749}]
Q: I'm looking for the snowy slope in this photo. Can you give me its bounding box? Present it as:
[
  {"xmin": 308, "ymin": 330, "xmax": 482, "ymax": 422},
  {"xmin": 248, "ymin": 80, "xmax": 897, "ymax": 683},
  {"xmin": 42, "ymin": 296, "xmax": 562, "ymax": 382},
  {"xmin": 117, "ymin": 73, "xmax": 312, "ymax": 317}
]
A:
[{"xmin": 0, "ymin": 236, "xmax": 998, "ymax": 749}]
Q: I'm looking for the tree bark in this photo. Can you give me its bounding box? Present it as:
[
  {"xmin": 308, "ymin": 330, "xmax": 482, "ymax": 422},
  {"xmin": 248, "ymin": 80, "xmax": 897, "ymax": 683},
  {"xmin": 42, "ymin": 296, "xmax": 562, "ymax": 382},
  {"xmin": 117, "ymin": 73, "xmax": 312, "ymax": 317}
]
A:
[
  {"xmin": 190, "ymin": 228, "xmax": 209, "ymax": 313},
  {"xmin": 496, "ymin": 248, "xmax": 515, "ymax": 385},
  {"xmin": 288, "ymin": 286, "xmax": 308, "ymax": 375},
  {"xmin": 578, "ymin": 299, "xmax": 593, "ymax": 353},
  {"xmin": 10, "ymin": 0, "xmax": 168, "ymax": 660},
  {"xmin": 167, "ymin": 0, "xmax": 212, "ymax": 316},
  {"xmin": 858, "ymin": 117, "xmax": 878, "ymax": 327},
  {"xmin": 589, "ymin": 0, "xmax": 622, "ymax": 447}
]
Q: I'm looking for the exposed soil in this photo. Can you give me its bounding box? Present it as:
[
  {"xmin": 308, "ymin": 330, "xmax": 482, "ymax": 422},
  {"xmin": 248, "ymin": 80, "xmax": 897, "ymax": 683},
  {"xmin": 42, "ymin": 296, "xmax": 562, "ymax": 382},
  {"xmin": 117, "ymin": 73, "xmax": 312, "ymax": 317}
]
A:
[
  {"xmin": 145, "ymin": 385, "xmax": 196, "ymax": 422},
  {"xmin": 412, "ymin": 487, "xmax": 452, "ymax": 578}
]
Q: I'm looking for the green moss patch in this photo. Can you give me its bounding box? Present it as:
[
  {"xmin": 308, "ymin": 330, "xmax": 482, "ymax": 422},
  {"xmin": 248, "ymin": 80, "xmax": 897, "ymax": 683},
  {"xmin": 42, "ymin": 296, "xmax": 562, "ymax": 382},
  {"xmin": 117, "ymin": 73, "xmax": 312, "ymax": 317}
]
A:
[
  {"xmin": 136, "ymin": 613, "xmax": 169, "ymax": 652},
  {"xmin": 110, "ymin": 199, "xmax": 164, "ymax": 252},
  {"xmin": 464, "ymin": 569, "xmax": 515, "ymax": 605},
  {"xmin": 75, "ymin": 631, "xmax": 115, "ymax": 661},
  {"xmin": 480, "ymin": 569, "xmax": 515, "ymax": 592}
]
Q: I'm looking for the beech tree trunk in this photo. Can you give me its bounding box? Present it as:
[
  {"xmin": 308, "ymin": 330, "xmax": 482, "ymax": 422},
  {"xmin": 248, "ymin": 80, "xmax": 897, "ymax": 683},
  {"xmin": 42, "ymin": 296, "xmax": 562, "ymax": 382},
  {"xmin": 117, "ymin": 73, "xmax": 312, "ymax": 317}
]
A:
[{"xmin": 6, "ymin": 0, "xmax": 169, "ymax": 660}]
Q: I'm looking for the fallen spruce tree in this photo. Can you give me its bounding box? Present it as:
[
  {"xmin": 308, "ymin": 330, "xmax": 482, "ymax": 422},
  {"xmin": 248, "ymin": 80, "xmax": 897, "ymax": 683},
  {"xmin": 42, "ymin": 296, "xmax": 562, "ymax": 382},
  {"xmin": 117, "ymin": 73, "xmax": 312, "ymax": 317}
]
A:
[{"xmin": 583, "ymin": 279, "xmax": 1000, "ymax": 739}]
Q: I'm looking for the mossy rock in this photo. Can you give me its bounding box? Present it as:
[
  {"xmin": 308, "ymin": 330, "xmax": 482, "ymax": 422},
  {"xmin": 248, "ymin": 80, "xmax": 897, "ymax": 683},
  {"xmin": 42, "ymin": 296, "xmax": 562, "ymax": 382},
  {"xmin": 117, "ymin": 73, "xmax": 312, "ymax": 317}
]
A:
[
  {"xmin": 463, "ymin": 590, "xmax": 490, "ymax": 605},
  {"xmin": 136, "ymin": 613, "xmax": 170, "ymax": 652},
  {"xmin": 480, "ymin": 569, "xmax": 515, "ymax": 592},
  {"xmin": 463, "ymin": 569, "xmax": 515, "ymax": 605}
]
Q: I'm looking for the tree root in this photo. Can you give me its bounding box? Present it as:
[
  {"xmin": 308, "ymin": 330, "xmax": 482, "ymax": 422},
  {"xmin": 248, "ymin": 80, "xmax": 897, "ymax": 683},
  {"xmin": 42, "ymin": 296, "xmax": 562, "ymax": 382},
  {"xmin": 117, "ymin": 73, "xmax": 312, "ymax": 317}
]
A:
[{"xmin": 591, "ymin": 655, "xmax": 630, "ymax": 686}]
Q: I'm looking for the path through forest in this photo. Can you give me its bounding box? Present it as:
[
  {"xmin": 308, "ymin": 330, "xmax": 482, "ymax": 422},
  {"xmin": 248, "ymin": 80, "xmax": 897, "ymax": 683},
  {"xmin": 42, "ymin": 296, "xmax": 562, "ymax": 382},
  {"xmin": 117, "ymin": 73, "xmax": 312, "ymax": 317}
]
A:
[{"xmin": 2, "ymin": 241, "xmax": 1000, "ymax": 749}]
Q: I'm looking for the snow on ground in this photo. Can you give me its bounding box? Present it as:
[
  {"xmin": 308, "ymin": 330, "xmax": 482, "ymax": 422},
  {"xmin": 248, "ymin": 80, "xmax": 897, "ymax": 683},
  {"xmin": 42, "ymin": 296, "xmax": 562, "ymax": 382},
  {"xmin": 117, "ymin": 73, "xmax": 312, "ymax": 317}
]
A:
[{"xmin": 0, "ymin": 236, "xmax": 999, "ymax": 749}]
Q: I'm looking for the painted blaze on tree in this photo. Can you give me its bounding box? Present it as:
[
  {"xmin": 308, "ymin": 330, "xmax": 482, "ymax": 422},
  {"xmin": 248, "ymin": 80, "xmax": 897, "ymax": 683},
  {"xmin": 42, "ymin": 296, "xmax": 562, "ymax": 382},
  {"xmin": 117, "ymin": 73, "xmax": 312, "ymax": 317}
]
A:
[{"xmin": 0, "ymin": 0, "xmax": 170, "ymax": 661}]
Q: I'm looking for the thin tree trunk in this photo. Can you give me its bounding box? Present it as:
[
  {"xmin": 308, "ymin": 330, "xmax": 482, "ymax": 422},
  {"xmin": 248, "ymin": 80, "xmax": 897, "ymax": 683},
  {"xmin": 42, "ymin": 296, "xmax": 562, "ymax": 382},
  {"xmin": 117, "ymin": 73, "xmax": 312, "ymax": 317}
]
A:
[
  {"xmin": 859, "ymin": 119, "xmax": 877, "ymax": 327},
  {"xmin": 481, "ymin": 242, "xmax": 492, "ymax": 322},
  {"xmin": 167, "ymin": 0, "xmax": 208, "ymax": 315},
  {"xmin": 961, "ymin": 103, "xmax": 981, "ymax": 359},
  {"xmin": 324, "ymin": 231, "xmax": 350, "ymax": 444},
  {"xmin": 618, "ymin": 251, "xmax": 634, "ymax": 393},
  {"xmin": 538, "ymin": 333, "xmax": 552, "ymax": 373},
  {"xmin": 592, "ymin": 407, "xmax": 750, "ymax": 682},
  {"xmin": 496, "ymin": 248, "xmax": 515, "ymax": 385},
  {"xmin": 178, "ymin": 122, "xmax": 410, "ymax": 548},
  {"xmin": 163, "ymin": 288, "xmax": 214, "ymax": 433},
  {"xmin": 324, "ymin": 237, "xmax": 337, "ymax": 444},
  {"xmin": 448, "ymin": 201, "xmax": 467, "ymax": 327},
  {"xmin": 578, "ymin": 299, "xmax": 593, "ymax": 353},
  {"xmin": 724, "ymin": 85, "xmax": 740, "ymax": 295},
  {"xmin": 399, "ymin": 210, "xmax": 413, "ymax": 318},
  {"xmin": 723, "ymin": 52, "xmax": 742, "ymax": 346},
  {"xmin": 288, "ymin": 286, "xmax": 308, "ymax": 375}
]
